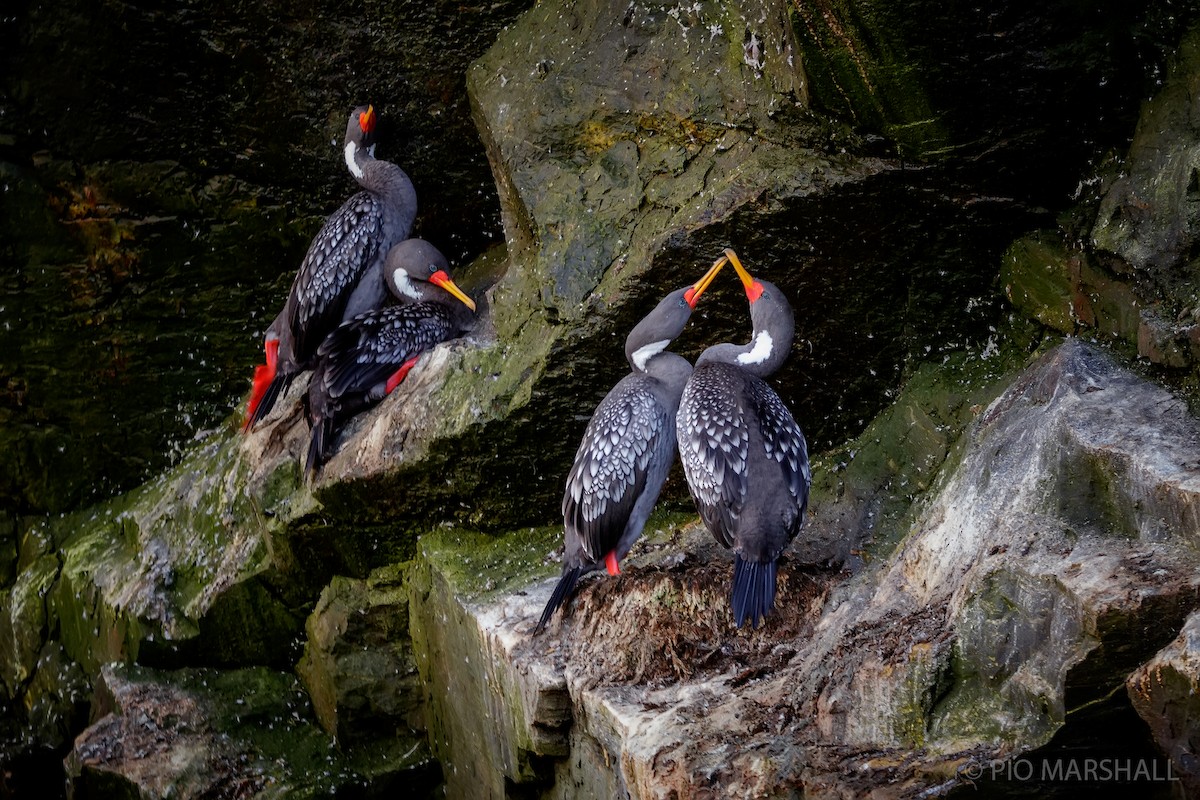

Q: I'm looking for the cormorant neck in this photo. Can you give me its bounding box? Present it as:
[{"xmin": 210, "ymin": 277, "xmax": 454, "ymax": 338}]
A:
[
  {"xmin": 629, "ymin": 339, "xmax": 670, "ymax": 372},
  {"xmin": 696, "ymin": 342, "xmax": 753, "ymax": 370},
  {"xmin": 360, "ymin": 159, "xmax": 418, "ymax": 235},
  {"xmin": 735, "ymin": 329, "xmax": 778, "ymax": 370},
  {"xmin": 639, "ymin": 349, "xmax": 692, "ymax": 392},
  {"xmin": 697, "ymin": 314, "xmax": 792, "ymax": 377},
  {"xmin": 344, "ymin": 140, "xmax": 370, "ymax": 181},
  {"xmin": 710, "ymin": 279, "xmax": 794, "ymax": 376}
]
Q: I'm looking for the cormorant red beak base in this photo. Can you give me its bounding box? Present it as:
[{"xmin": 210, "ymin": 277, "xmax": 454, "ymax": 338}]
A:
[
  {"xmin": 428, "ymin": 270, "xmax": 478, "ymax": 312},
  {"xmin": 724, "ymin": 248, "xmax": 764, "ymax": 303},
  {"xmin": 359, "ymin": 105, "xmax": 376, "ymax": 135},
  {"xmin": 684, "ymin": 253, "xmax": 730, "ymax": 309}
]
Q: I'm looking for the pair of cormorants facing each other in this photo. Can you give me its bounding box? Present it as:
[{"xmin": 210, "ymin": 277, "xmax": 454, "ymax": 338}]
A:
[
  {"xmin": 242, "ymin": 105, "xmax": 476, "ymax": 478},
  {"xmin": 536, "ymin": 249, "xmax": 810, "ymax": 633}
]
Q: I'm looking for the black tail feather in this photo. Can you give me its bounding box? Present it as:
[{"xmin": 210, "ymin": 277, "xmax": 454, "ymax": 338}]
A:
[
  {"xmin": 731, "ymin": 555, "xmax": 777, "ymax": 629},
  {"xmin": 305, "ymin": 416, "xmax": 336, "ymax": 481},
  {"xmin": 249, "ymin": 372, "xmax": 295, "ymax": 429},
  {"xmin": 533, "ymin": 566, "xmax": 583, "ymax": 634}
]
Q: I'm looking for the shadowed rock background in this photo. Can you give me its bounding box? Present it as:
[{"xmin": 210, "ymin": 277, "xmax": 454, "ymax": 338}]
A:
[{"xmin": 4, "ymin": 0, "xmax": 1200, "ymax": 797}]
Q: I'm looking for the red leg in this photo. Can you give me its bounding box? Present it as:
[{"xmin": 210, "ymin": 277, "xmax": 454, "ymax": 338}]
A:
[
  {"xmin": 243, "ymin": 338, "xmax": 280, "ymax": 431},
  {"xmin": 385, "ymin": 356, "xmax": 421, "ymax": 395},
  {"xmin": 604, "ymin": 551, "xmax": 620, "ymax": 576}
]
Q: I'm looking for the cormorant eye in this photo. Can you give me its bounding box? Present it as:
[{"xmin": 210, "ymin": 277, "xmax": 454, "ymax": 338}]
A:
[{"xmin": 428, "ymin": 263, "xmax": 437, "ymax": 274}]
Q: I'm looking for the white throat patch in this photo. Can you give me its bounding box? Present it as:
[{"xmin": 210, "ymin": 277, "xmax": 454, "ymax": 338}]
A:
[
  {"xmin": 632, "ymin": 340, "xmax": 670, "ymax": 371},
  {"xmin": 392, "ymin": 270, "xmax": 423, "ymax": 302},
  {"xmin": 345, "ymin": 142, "xmax": 365, "ymax": 180},
  {"xmin": 737, "ymin": 330, "xmax": 774, "ymax": 366}
]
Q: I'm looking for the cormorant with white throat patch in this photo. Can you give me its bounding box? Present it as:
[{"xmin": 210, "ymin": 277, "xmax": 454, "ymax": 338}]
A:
[
  {"xmin": 245, "ymin": 104, "xmax": 418, "ymax": 430},
  {"xmin": 304, "ymin": 239, "xmax": 475, "ymax": 479},
  {"xmin": 534, "ymin": 255, "xmax": 730, "ymax": 633},
  {"xmin": 676, "ymin": 249, "xmax": 810, "ymax": 629}
]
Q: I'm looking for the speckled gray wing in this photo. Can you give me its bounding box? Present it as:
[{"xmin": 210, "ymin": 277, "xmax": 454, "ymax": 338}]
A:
[
  {"xmin": 748, "ymin": 374, "xmax": 811, "ymax": 528},
  {"xmin": 316, "ymin": 302, "xmax": 455, "ymax": 401},
  {"xmin": 563, "ymin": 374, "xmax": 670, "ymax": 563},
  {"xmin": 290, "ymin": 191, "xmax": 385, "ymax": 363},
  {"xmin": 676, "ymin": 364, "xmax": 750, "ymax": 547}
]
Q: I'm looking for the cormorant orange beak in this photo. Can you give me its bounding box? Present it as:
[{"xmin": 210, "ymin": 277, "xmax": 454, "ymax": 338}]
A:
[
  {"xmin": 429, "ymin": 271, "xmax": 477, "ymax": 312},
  {"xmin": 684, "ymin": 253, "xmax": 729, "ymax": 308},
  {"xmin": 359, "ymin": 105, "xmax": 377, "ymax": 135},
  {"xmin": 724, "ymin": 248, "xmax": 764, "ymax": 303}
]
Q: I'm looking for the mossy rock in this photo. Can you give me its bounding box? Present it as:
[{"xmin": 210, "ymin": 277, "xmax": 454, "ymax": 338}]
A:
[
  {"xmin": 808, "ymin": 325, "xmax": 1040, "ymax": 568},
  {"xmin": 296, "ymin": 564, "xmax": 426, "ymax": 742}
]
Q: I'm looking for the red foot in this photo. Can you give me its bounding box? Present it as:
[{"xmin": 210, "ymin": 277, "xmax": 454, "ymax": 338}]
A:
[
  {"xmin": 243, "ymin": 338, "xmax": 280, "ymax": 431},
  {"xmin": 385, "ymin": 356, "xmax": 421, "ymax": 395},
  {"xmin": 604, "ymin": 551, "xmax": 620, "ymax": 576}
]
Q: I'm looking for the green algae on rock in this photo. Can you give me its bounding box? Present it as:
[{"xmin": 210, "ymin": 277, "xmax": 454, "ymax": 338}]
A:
[
  {"xmin": 296, "ymin": 564, "xmax": 428, "ymax": 745},
  {"xmin": 807, "ymin": 329, "xmax": 1039, "ymax": 569}
]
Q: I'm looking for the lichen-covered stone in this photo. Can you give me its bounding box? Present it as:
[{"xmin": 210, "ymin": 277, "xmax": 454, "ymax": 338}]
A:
[
  {"xmin": 1001, "ymin": 233, "xmax": 1084, "ymax": 335},
  {"xmin": 1001, "ymin": 230, "xmax": 1200, "ymax": 370},
  {"xmin": 0, "ymin": 427, "xmax": 328, "ymax": 762},
  {"xmin": 807, "ymin": 343, "xmax": 1027, "ymax": 569},
  {"xmin": 0, "ymin": 552, "xmax": 63, "ymax": 729},
  {"xmin": 469, "ymin": 0, "xmax": 817, "ymax": 307},
  {"xmin": 815, "ymin": 341, "xmax": 1200, "ymax": 762},
  {"xmin": 40, "ymin": 431, "xmax": 306, "ymax": 672},
  {"xmin": 408, "ymin": 524, "xmax": 578, "ymax": 797}
]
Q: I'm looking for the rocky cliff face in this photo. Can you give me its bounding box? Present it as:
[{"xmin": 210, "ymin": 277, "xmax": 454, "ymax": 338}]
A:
[
  {"xmin": 3, "ymin": 0, "xmax": 1200, "ymax": 798},
  {"xmin": 411, "ymin": 339, "xmax": 1200, "ymax": 798}
]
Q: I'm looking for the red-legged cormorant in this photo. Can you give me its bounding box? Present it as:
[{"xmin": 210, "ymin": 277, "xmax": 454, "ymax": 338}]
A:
[
  {"xmin": 304, "ymin": 239, "xmax": 476, "ymax": 479},
  {"xmin": 676, "ymin": 249, "xmax": 810, "ymax": 628},
  {"xmin": 244, "ymin": 104, "xmax": 418, "ymax": 430},
  {"xmin": 534, "ymin": 254, "xmax": 730, "ymax": 634}
]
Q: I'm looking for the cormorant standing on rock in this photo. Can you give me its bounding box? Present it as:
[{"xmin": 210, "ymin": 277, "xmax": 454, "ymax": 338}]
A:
[
  {"xmin": 245, "ymin": 104, "xmax": 418, "ymax": 430},
  {"xmin": 534, "ymin": 254, "xmax": 730, "ymax": 633},
  {"xmin": 304, "ymin": 239, "xmax": 475, "ymax": 479},
  {"xmin": 676, "ymin": 249, "xmax": 810, "ymax": 628}
]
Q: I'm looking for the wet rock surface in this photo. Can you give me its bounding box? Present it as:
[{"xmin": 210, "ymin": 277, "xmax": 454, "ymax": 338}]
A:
[
  {"xmin": 1091, "ymin": 21, "xmax": 1200, "ymax": 289},
  {"xmin": 1129, "ymin": 611, "xmax": 1200, "ymax": 795},
  {"xmin": 65, "ymin": 661, "xmax": 437, "ymax": 799}
]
